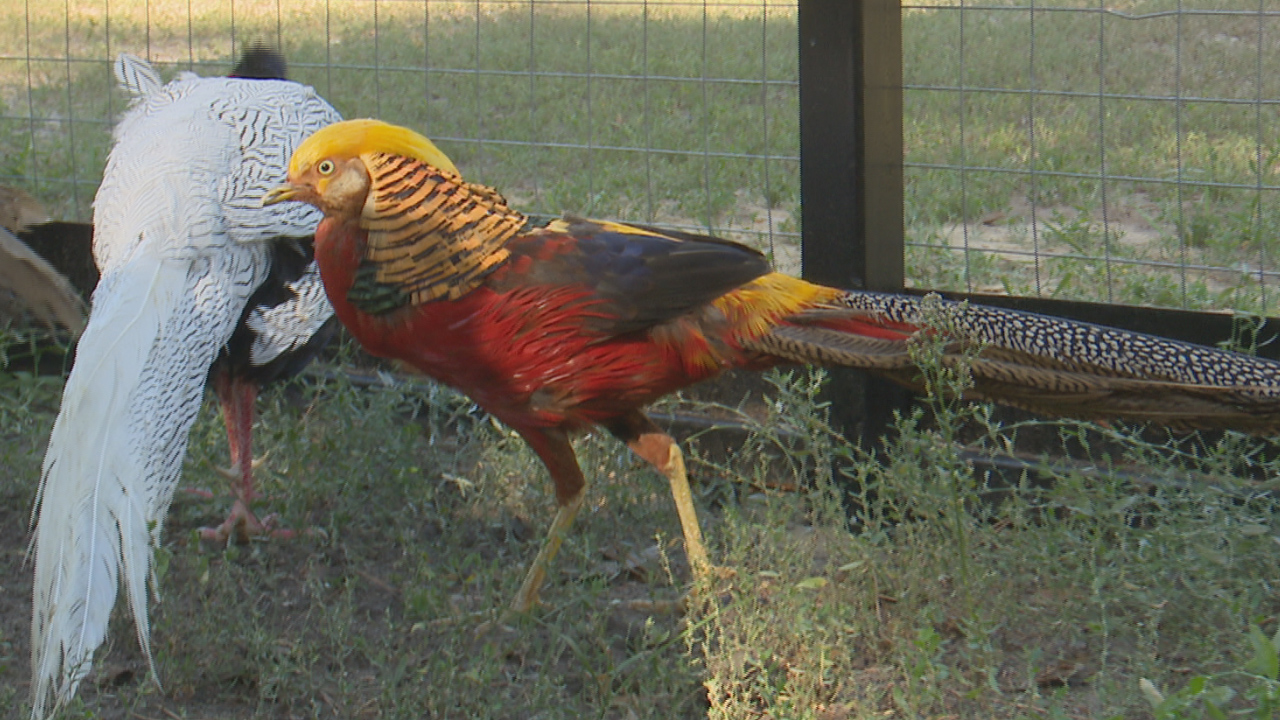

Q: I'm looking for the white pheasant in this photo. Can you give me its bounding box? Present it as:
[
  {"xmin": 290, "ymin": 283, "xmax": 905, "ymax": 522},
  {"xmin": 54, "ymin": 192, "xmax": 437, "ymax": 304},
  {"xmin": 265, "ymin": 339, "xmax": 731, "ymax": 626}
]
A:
[{"xmin": 29, "ymin": 50, "xmax": 341, "ymax": 718}]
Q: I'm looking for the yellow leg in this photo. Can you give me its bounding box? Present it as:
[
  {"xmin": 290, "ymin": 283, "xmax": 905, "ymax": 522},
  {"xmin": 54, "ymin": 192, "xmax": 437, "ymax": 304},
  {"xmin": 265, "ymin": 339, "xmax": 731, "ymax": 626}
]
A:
[
  {"xmin": 511, "ymin": 488, "xmax": 586, "ymax": 613},
  {"xmin": 659, "ymin": 441, "xmax": 713, "ymax": 587},
  {"xmin": 611, "ymin": 410, "xmax": 729, "ymax": 593}
]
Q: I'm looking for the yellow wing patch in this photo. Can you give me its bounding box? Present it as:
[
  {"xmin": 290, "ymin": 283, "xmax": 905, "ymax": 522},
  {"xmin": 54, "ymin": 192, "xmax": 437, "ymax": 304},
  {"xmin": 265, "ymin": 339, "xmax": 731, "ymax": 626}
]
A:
[
  {"xmin": 648, "ymin": 273, "xmax": 841, "ymax": 375},
  {"xmin": 541, "ymin": 217, "xmax": 673, "ymax": 240},
  {"xmin": 714, "ymin": 273, "xmax": 844, "ymax": 339}
]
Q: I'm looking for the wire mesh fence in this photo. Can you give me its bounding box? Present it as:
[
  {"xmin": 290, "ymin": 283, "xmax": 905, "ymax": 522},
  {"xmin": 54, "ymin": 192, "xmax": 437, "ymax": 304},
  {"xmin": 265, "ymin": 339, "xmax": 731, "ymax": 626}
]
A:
[
  {"xmin": 2, "ymin": 0, "xmax": 801, "ymax": 270},
  {"xmin": 5, "ymin": 1, "xmax": 1278, "ymax": 314},
  {"xmin": 902, "ymin": 0, "xmax": 1280, "ymax": 315}
]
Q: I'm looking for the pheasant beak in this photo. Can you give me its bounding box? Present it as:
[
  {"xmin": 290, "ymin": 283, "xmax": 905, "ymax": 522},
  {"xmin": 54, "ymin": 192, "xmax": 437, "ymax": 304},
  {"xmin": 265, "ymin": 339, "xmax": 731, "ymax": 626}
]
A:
[{"xmin": 262, "ymin": 183, "xmax": 301, "ymax": 206}]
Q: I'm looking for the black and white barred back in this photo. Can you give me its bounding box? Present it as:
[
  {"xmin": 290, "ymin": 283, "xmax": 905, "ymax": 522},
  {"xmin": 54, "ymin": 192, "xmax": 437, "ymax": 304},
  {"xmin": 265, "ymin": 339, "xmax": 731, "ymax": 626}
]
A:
[{"xmin": 215, "ymin": 45, "xmax": 338, "ymax": 386}]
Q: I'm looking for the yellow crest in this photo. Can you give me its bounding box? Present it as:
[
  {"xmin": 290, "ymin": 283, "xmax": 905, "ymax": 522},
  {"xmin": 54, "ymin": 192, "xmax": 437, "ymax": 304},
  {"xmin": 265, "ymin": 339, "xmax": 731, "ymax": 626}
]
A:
[{"xmin": 289, "ymin": 118, "xmax": 459, "ymax": 177}]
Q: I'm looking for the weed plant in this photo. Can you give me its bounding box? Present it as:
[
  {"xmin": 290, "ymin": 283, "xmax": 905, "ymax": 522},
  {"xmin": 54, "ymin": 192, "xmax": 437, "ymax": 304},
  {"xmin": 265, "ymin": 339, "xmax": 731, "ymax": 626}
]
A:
[{"xmin": 0, "ymin": 321, "xmax": 1279, "ymax": 717}]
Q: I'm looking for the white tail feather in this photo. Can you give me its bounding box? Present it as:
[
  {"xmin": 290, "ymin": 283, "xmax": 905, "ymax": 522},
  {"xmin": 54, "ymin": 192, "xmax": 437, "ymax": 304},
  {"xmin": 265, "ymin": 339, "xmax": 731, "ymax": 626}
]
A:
[
  {"xmin": 28, "ymin": 239, "xmax": 261, "ymax": 716},
  {"xmin": 31, "ymin": 251, "xmax": 196, "ymax": 714},
  {"xmin": 29, "ymin": 52, "xmax": 340, "ymax": 719}
]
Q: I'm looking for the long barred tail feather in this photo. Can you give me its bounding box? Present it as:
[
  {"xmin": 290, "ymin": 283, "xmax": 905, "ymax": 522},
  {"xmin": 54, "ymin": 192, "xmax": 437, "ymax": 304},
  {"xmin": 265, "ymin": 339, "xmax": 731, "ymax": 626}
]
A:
[{"xmin": 744, "ymin": 289, "xmax": 1280, "ymax": 434}]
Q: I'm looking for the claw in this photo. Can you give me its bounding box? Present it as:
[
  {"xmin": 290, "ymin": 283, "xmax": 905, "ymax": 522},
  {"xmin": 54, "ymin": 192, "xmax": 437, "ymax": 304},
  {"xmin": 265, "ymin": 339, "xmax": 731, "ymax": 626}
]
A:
[
  {"xmin": 198, "ymin": 499, "xmax": 296, "ymax": 543},
  {"xmin": 214, "ymin": 452, "xmax": 271, "ymax": 482}
]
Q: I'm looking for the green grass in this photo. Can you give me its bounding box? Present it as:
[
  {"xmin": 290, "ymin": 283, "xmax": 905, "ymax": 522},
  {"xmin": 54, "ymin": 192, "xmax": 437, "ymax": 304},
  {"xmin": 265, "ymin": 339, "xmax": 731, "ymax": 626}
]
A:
[
  {"xmin": 1, "ymin": 0, "xmax": 802, "ymax": 265},
  {"xmin": 5, "ymin": 329, "xmax": 1280, "ymax": 719},
  {"xmin": 7, "ymin": 0, "xmax": 1277, "ymax": 306},
  {"xmin": 902, "ymin": 0, "xmax": 1280, "ymax": 309}
]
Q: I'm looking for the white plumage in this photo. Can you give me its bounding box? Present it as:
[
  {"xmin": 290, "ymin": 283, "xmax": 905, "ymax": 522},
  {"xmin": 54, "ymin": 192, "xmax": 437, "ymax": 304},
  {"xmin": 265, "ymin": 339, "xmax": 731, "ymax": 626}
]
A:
[{"xmin": 29, "ymin": 53, "xmax": 341, "ymax": 718}]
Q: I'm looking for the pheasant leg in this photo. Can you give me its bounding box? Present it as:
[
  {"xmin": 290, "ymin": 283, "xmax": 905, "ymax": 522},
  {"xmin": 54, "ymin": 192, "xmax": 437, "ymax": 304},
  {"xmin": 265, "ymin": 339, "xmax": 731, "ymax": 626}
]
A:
[
  {"xmin": 610, "ymin": 410, "xmax": 728, "ymax": 592},
  {"xmin": 624, "ymin": 428, "xmax": 716, "ymax": 587},
  {"xmin": 199, "ymin": 370, "xmax": 293, "ymax": 543},
  {"xmin": 510, "ymin": 488, "xmax": 587, "ymax": 613}
]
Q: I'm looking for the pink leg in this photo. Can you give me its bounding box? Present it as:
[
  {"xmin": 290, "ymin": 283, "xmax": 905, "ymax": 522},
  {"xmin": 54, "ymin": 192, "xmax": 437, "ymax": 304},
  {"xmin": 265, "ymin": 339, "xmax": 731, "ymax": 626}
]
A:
[{"xmin": 199, "ymin": 369, "xmax": 293, "ymax": 543}]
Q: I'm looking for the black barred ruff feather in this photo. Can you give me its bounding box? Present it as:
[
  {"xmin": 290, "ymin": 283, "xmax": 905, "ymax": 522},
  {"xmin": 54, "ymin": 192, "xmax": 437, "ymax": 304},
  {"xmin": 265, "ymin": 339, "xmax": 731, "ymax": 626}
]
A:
[{"xmin": 351, "ymin": 153, "xmax": 521, "ymax": 313}]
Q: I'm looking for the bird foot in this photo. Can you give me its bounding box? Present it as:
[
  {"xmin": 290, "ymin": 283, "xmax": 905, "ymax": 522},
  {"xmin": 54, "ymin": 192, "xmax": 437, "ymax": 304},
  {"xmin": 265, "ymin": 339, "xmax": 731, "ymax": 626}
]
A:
[
  {"xmin": 619, "ymin": 564, "xmax": 736, "ymax": 616},
  {"xmin": 214, "ymin": 452, "xmax": 271, "ymax": 482},
  {"xmin": 617, "ymin": 597, "xmax": 685, "ymax": 614},
  {"xmin": 686, "ymin": 560, "xmax": 737, "ymax": 594},
  {"xmin": 424, "ymin": 607, "xmax": 514, "ymax": 641},
  {"xmin": 198, "ymin": 499, "xmax": 297, "ymax": 544},
  {"xmin": 690, "ymin": 562, "xmax": 736, "ymax": 593}
]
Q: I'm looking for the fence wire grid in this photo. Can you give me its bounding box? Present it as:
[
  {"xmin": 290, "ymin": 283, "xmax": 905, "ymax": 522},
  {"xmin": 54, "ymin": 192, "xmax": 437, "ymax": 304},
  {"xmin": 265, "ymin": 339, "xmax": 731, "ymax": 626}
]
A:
[
  {"xmin": 3, "ymin": 0, "xmax": 802, "ymax": 271},
  {"xmin": 904, "ymin": 0, "xmax": 1280, "ymax": 315},
  {"xmin": 3, "ymin": 0, "xmax": 1278, "ymax": 313}
]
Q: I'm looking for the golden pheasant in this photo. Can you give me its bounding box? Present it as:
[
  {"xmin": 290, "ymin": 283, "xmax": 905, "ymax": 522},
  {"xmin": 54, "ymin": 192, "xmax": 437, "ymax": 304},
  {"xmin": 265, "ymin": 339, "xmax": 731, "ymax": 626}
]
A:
[{"xmin": 265, "ymin": 118, "xmax": 1280, "ymax": 612}]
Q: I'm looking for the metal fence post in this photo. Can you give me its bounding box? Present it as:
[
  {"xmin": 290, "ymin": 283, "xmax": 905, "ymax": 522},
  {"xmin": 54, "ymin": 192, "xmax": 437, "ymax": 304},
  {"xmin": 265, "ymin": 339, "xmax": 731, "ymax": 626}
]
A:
[{"xmin": 799, "ymin": 0, "xmax": 908, "ymax": 446}]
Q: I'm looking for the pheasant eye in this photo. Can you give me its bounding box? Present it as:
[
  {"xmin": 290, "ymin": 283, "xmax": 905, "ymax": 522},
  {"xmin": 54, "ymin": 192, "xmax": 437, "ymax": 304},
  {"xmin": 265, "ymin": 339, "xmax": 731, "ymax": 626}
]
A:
[{"xmin": 317, "ymin": 159, "xmax": 335, "ymax": 175}]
